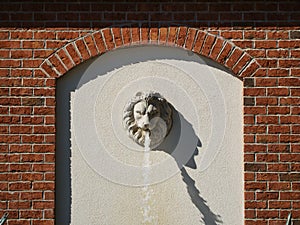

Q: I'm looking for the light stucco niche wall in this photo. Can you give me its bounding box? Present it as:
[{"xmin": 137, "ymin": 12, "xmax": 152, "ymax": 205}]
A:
[{"xmin": 56, "ymin": 46, "xmax": 243, "ymax": 225}]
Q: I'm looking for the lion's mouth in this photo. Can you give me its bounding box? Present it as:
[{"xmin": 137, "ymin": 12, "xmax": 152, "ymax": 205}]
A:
[{"xmin": 143, "ymin": 129, "xmax": 151, "ymax": 136}]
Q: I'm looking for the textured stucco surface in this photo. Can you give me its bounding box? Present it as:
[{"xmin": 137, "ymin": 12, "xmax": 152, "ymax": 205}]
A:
[{"xmin": 58, "ymin": 46, "xmax": 243, "ymax": 225}]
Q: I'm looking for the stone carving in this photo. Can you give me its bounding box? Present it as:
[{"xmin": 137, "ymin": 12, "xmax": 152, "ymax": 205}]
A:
[{"xmin": 123, "ymin": 91, "xmax": 173, "ymax": 148}]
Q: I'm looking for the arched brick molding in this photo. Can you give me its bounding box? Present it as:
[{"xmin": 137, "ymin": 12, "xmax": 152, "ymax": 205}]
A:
[
  {"xmin": 39, "ymin": 26, "xmax": 261, "ymax": 224},
  {"xmin": 39, "ymin": 26, "xmax": 261, "ymax": 79}
]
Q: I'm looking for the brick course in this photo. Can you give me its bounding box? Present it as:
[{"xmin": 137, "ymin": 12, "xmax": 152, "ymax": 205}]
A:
[{"xmin": 0, "ymin": 1, "xmax": 300, "ymax": 224}]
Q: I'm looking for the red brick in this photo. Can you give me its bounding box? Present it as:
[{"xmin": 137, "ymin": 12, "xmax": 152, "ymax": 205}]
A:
[
  {"xmin": 20, "ymin": 191, "xmax": 43, "ymax": 200},
  {"xmin": 175, "ymin": 27, "xmax": 186, "ymax": 47},
  {"xmin": 268, "ymin": 125, "xmax": 290, "ymax": 134},
  {"xmin": 158, "ymin": 27, "xmax": 168, "ymax": 44},
  {"xmin": 9, "ymin": 182, "xmax": 31, "ymax": 191},
  {"xmin": 121, "ymin": 27, "xmax": 131, "ymax": 46},
  {"xmin": 244, "ymin": 88, "xmax": 266, "ymax": 96},
  {"xmin": 244, "ymin": 145, "xmax": 267, "ymax": 153},
  {"xmin": 280, "ymin": 192, "xmax": 300, "ymax": 200},
  {"xmin": 21, "ymin": 154, "xmax": 43, "ymax": 162},
  {"xmin": 256, "ymin": 153, "xmax": 278, "ymax": 162},
  {"xmin": 41, "ymin": 61, "xmax": 58, "ymax": 78},
  {"xmin": 257, "ymin": 173, "xmax": 279, "ymax": 181},
  {"xmin": 209, "ymin": 38, "xmax": 224, "ymax": 60},
  {"xmin": 292, "ymin": 125, "xmax": 300, "ymax": 134},
  {"xmin": 33, "ymin": 182, "xmax": 54, "ymax": 190},
  {"xmin": 256, "ymin": 192, "xmax": 279, "ymax": 200},
  {"xmin": 244, "ymin": 115, "xmax": 255, "ymax": 124},
  {"xmin": 256, "ymin": 134, "xmax": 279, "ymax": 143},
  {"xmin": 268, "ymin": 144, "xmax": 289, "ymax": 153},
  {"xmin": 201, "ymin": 34, "xmax": 215, "ymax": 56},
  {"xmin": 267, "ymin": 164, "xmax": 290, "ymax": 172},
  {"xmin": 184, "ymin": 28, "xmax": 197, "ymax": 50},
  {"xmin": 269, "ymin": 182, "xmax": 291, "ymax": 191},
  {"xmin": 11, "ymin": 50, "xmax": 33, "ymax": 59},
  {"xmin": 233, "ymin": 53, "xmax": 252, "ymax": 75},
  {"xmin": 245, "ymin": 106, "xmax": 266, "ymax": 114},
  {"xmin": 33, "ymin": 201, "xmax": 54, "ymax": 209},
  {"xmin": 245, "ymin": 163, "xmax": 266, "ymax": 172},
  {"xmin": 92, "ymin": 32, "xmax": 106, "ymax": 53},
  {"xmin": 280, "ymin": 153, "xmax": 300, "ymax": 162},
  {"xmin": 33, "ymin": 107, "xmax": 55, "ymax": 115},
  {"xmin": 46, "ymin": 40, "xmax": 67, "ymax": 49},
  {"xmin": 7, "ymin": 220, "xmax": 30, "ymax": 225},
  {"xmin": 240, "ymin": 60, "xmax": 260, "ymax": 78},
  {"xmin": 245, "ymin": 201, "xmax": 267, "ymax": 209},
  {"xmin": 44, "ymin": 209, "xmax": 54, "ymax": 219},
  {"xmin": 150, "ymin": 27, "xmax": 159, "ymax": 43},
  {"xmin": 48, "ymin": 55, "xmax": 67, "ymax": 76},
  {"xmin": 280, "ymin": 135, "xmax": 300, "ymax": 143},
  {"xmin": 246, "ymin": 49, "xmax": 266, "ymax": 58},
  {"xmin": 279, "ymin": 78, "xmax": 300, "ymax": 87},
  {"xmin": 245, "ymin": 172, "xmax": 255, "ymax": 181},
  {"xmin": 245, "ymin": 182, "xmax": 267, "ymax": 191},
  {"xmin": 215, "ymin": 42, "xmax": 233, "ymax": 65},
  {"xmin": 11, "ymin": 69, "xmax": 33, "ymax": 77},
  {"xmin": 75, "ymin": 39, "xmax": 90, "ymax": 61},
  {"xmin": 268, "ymin": 107, "xmax": 290, "ymax": 115},
  {"xmin": 257, "ymin": 210, "xmax": 279, "ymax": 218},
  {"xmin": 256, "ymin": 97, "xmax": 278, "ymax": 106},
  {"xmin": 9, "ymin": 201, "xmax": 31, "ymax": 209},
  {"xmin": 256, "ymin": 78, "xmax": 277, "ymax": 87},
  {"xmin": 291, "ymin": 50, "xmax": 300, "ymax": 58},
  {"xmin": 244, "ymin": 125, "xmax": 266, "ymax": 134},
  {"xmin": 0, "ymin": 40, "xmax": 21, "ymax": 48},
  {"xmin": 21, "ymin": 173, "xmax": 43, "ymax": 181},
  {"xmin": 280, "ymin": 97, "xmax": 300, "ymax": 105},
  {"xmin": 32, "ymin": 220, "xmax": 54, "ymax": 225},
  {"xmin": 65, "ymin": 43, "xmax": 81, "ymax": 65},
  {"xmin": 167, "ymin": 27, "xmax": 178, "ymax": 45},
  {"xmin": 279, "ymin": 59, "xmax": 300, "ymax": 68},
  {"xmin": 102, "ymin": 28, "xmax": 115, "ymax": 50},
  {"xmin": 244, "ymin": 211, "xmax": 256, "ymax": 220},
  {"xmin": 225, "ymin": 48, "xmax": 243, "ymax": 69},
  {"xmin": 0, "ymin": 60, "xmax": 21, "ymax": 68},
  {"xmin": 192, "ymin": 31, "xmax": 206, "ymax": 53},
  {"xmin": 112, "ymin": 27, "xmax": 123, "ymax": 47},
  {"xmin": 32, "ymin": 164, "xmax": 55, "ymax": 172},
  {"xmin": 20, "ymin": 210, "xmax": 43, "ymax": 219},
  {"xmin": 268, "ymin": 69, "xmax": 289, "ymax": 77},
  {"xmin": 255, "ymin": 40, "xmax": 277, "ymax": 49},
  {"xmin": 34, "ymin": 31, "xmax": 56, "ymax": 39},
  {"xmin": 267, "ymin": 49, "xmax": 289, "ymax": 58},
  {"xmin": 245, "ymin": 31, "xmax": 266, "ymax": 39},
  {"xmin": 267, "ymin": 88, "xmax": 289, "ymax": 96},
  {"xmin": 280, "ymin": 116, "xmax": 300, "ymax": 124}
]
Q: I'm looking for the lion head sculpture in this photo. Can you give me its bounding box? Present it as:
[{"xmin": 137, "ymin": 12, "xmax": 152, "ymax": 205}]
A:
[{"xmin": 123, "ymin": 91, "xmax": 173, "ymax": 148}]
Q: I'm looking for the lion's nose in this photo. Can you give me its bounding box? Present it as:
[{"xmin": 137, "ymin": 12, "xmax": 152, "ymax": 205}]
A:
[{"xmin": 143, "ymin": 116, "xmax": 150, "ymax": 129}]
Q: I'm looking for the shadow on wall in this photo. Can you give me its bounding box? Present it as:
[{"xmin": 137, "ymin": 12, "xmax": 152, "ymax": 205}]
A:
[
  {"xmin": 157, "ymin": 108, "xmax": 222, "ymax": 225},
  {"xmin": 56, "ymin": 59, "xmax": 96, "ymax": 225}
]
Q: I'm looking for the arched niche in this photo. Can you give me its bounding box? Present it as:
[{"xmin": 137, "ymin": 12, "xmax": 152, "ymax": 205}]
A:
[{"xmin": 56, "ymin": 46, "xmax": 243, "ymax": 225}]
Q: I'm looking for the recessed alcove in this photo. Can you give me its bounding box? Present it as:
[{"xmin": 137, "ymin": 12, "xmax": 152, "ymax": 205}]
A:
[{"xmin": 56, "ymin": 46, "xmax": 243, "ymax": 225}]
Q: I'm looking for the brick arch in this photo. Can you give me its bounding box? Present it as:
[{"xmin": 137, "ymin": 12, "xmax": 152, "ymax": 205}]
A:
[{"xmin": 39, "ymin": 26, "xmax": 260, "ymax": 78}]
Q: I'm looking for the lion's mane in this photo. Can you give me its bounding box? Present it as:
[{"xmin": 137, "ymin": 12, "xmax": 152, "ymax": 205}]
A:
[{"xmin": 123, "ymin": 91, "xmax": 173, "ymax": 147}]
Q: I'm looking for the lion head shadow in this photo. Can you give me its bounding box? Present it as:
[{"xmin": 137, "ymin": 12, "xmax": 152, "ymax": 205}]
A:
[{"xmin": 155, "ymin": 107, "xmax": 223, "ymax": 225}]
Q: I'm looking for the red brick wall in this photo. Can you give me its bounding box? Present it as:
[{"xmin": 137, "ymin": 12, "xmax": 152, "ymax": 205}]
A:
[{"xmin": 0, "ymin": 1, "xmax": 300, "ymax": 225}]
